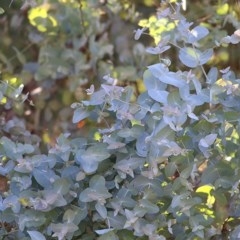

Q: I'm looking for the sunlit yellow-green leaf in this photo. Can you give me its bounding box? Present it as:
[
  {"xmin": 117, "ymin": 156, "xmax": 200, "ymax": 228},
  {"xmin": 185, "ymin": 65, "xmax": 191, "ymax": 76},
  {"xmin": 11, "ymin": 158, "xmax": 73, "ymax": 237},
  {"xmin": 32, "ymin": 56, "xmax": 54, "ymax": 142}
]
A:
[
  {"xmin": 1, "ymin": 156, "xmax": 7, "ymax": 162},
  {"xmin": 136, "ymin": 79, "xmax": 146, "ymax": 93},
  {"xmin": 216, "ymin": 3, "xmax": 229, "ymax": 15},
  {"xmin": 28, "ymin": 5, "xmax": 48, "ymax": 25},
  {"xmin": 28, "ymin": 4, "xmax": 58, "ymax": 33},
  {"xmin": 0, "ymin": 96, "xmax": 7, "ymax": 104},
  {"xmin": 94, "ymin": 131, "xmax": 101, "ymax": 141},
  {"xmin": 138, "ymin": 19, "xmax": 149, "ymax": 28},
  {"xmin": 131, "ymin": 119, "xmax": 142, "ymax": 126},
  {"xmin": 196, "ymin": 185, "xmax": 214, "ymax": 194},
  {"xmin": 167, "ymin": 22, "xmax": 175, "ymax": 31},
  {"xmin": 19, "ymin": 197, "xmax": 30, "ymax": 207},
  {"xmin": 9, "ymin": 77, "xmax": 18, "ymax": 85},
  {"xmin": 3, "ymin": 75, "xmax": 22, "ymax": 87},
  {"xmin": 138, "ymin": 15, "xmax": 174, "ymax": 44},
  {"xmin": 195, "ymin": 204, "xmax": 215, "ymax": 218},
  {"xmin": 42, "ymin": 131, "xmax": 51, "ymax": 144},
  {"xmin": 196, "ymin": 185, "xmax": 215, "ymax": 208},
  {"xmin": 143, "ymin": 0, "xmax": 155, "ymax": 7}
]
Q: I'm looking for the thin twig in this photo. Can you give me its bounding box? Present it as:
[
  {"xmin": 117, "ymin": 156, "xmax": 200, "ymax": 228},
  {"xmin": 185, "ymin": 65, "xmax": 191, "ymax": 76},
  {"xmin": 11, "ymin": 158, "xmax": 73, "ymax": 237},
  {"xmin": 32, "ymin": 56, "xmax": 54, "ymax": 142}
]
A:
[
  {"xmin": 8, "ymin": 43, "xmax": 33, "ymax": 63},
  {"xmin": 78, "ymin": 0, "xmax": 87, "ymax": 37}
]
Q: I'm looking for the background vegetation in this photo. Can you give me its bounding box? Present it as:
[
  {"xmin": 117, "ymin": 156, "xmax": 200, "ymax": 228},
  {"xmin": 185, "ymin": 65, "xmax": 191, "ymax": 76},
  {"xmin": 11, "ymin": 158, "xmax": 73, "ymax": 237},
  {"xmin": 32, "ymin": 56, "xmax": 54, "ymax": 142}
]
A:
[{"xmin": 0, "ymin": 0, "xmax": 240, "ymax": 239}]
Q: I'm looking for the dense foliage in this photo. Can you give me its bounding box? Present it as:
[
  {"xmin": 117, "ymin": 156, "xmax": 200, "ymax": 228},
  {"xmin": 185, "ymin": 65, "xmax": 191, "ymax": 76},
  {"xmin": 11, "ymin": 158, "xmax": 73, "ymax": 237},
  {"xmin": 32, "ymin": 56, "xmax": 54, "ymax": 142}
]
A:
[{"xmin": 0, "ymin": 0, "xmax": 240, "ymax": 239}]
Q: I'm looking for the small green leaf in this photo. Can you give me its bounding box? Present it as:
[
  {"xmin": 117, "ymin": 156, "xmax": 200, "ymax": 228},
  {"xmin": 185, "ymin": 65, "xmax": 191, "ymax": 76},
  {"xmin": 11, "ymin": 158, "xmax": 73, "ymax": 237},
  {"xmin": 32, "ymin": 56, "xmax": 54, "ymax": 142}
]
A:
[
  {"xmin": 12, "ymin": 46, "xmax": 26, "ymax": 65},
  {"xmin": 165, "ymin": 162, "xmax": 177, "ymax": 178},
  {"xmin": 0, "ymin": 8, "xmax": 5, "ymax": 14}
]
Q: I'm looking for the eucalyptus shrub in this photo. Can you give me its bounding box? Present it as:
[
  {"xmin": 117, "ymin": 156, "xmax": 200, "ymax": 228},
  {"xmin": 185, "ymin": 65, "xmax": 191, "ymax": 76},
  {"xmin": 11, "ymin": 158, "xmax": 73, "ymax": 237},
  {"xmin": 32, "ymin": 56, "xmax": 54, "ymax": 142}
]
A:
[{"xmin": 1, "ymin": 1, "xmax": 240, "ymax": 240}]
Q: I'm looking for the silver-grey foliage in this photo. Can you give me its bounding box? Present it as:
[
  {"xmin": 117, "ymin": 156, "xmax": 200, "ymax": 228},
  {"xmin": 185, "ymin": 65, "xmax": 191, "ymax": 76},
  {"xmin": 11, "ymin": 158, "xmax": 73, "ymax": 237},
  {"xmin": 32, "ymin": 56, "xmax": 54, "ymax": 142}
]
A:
[{"xmin": 1, "ymin": 1, "xmax": 240, "ymax": 240}]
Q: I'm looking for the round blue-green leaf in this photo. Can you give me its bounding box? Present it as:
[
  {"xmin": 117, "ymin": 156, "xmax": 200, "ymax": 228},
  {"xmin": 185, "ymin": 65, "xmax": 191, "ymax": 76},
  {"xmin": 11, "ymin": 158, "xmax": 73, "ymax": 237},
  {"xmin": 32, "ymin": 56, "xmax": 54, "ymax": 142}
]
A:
[
  {"xmin": 53, "ymin": 178, "xmax": 71, "ymax": 195},
  {"xmin": 179, "ymin": 47, "xmax": 213, "ymax": 68},
  {"xmin": 76, "ymin": 153, "xmax": 99, "ymax": 174},
  {"xmin": 81, "ymin": 145, "xmax": 110, "ymax": 163},
  {"xmin": 148, "ymin": 90, "xmax": 168, "ymax": 103},
  {"xmin": 28, "ymin": 231, "xmax": 46, "ymax": 240},
  {"xmin": 148, "ymin": 64, "xmax": 186, "ymax": 88},
  {"xmin": 0, "ymin": 160, "xmax": 14, "ymax": 175},
  {"xmin": 138, "ymin": 199, "xmax": 159, "ymax": 214},
  {"xmin": 207, "ymin": 67, "xmax": 218, "ymax": 84},
  {"xmin": 136, "ymin": 133, "xmax": 149, "ymax": 157},
  {"xmin": 16, "ymin": 143, "xmax": 35, "ymax": 154},
  {"xmin": 95, "ymin": 202, "xmax": 107, "ymax": 219},
  {"xmin": 188, "ymin": 26, "xmax": 209, "ymax": 43},
  {"xmin": 143, "ymin": 69, "xmax": 166, "ymax": 91},
  {"xmin": 90, "ymin": 175, "xmax": 109, "ymax": 192},
  {"xmin": 3, "ymin": 195, "xmax": 20, "ymax": 213},
  {"xmin": 76, "ymin": 145, "xmax": 110, "ymax": 174},
  {"xmin": 33, "ymin": 168, "xmax": 58, "ymax": 188},
  {"xmin": 79, "ymin": 188, "xmax": 96, "ymax": 202},
  {"xmin": 230, "ymin": 226, "xmax": 240, "ymax": 239},
  {"xmin": 107, "ymin": 212, "xmax": 126, "ymax": 230},
  {"xmin": 72, "ymin": 108, "xmax": 89, "ymax": 123},
  {"xmin": 97, "ymin": 230, "xmax": 118, "ymax": 240},
  {"xmin": 199, "ymin": 133, "xmax": 217, "ymax": 148}
]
